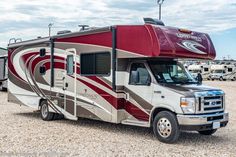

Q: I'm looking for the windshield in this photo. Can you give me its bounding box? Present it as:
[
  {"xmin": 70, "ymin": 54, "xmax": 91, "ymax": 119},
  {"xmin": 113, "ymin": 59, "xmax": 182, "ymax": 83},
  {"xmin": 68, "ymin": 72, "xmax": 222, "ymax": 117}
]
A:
[
  {"xmin": 189, "ymin": 69, "xmax": 201, "ymax": 73},
  {"xmin": 148, "ymin": 61, "xmax": 197, "ymax": 84},
  {"xmin": 213, "ymin": 70, "xmax": 224, "ymax": 74}
]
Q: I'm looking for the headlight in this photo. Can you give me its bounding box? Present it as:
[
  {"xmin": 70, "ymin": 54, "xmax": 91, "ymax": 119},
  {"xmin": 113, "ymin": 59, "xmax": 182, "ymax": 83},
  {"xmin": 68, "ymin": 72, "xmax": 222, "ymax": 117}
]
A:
[{"xmin": 180, "ymin": 97, "xmax": 196, "ymax": 114}]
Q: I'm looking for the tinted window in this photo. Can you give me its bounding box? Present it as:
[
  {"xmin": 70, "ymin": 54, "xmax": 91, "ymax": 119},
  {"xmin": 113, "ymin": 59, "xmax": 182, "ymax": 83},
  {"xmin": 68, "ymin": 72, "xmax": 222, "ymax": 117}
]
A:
[
  {"xmin": 129, "ymin": 63, "xmax": 151, "ymax": 85},
  {"xmin": 204, "ymin": 68, "xmax": 209, "ymax": 72},
  {"xmin": 81, "ymin": 52, "xmax": 111, "ymax": 76},
  {"xmin": 228, "ymin": 68, "xmax": 233, "ymax": 72},
  {"xmin": 39, "ymin": 66, "xmax": 46, "ymax": 75},
  {"xmin": 39, "ymin": 48, "xmax": 46, "ymax": 57}
]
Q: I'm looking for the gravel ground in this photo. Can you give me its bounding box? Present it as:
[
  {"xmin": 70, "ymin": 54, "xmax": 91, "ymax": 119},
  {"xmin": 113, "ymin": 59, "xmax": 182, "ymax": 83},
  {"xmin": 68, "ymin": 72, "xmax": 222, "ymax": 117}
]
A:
[{"xmin": 0, "ymin": 81, "xmax": 235, "ymax": 157}]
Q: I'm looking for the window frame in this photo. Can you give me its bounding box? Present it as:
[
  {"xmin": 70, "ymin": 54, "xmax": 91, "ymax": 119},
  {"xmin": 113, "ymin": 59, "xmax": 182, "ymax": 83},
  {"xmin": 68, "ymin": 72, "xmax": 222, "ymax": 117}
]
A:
[
  {"xmin": 80, "ymin": 51, "xmax": 111, "ymax": 77},
  {"xmin": 129, "ymin": 62, "xmax": 151, "ymax": 86}
]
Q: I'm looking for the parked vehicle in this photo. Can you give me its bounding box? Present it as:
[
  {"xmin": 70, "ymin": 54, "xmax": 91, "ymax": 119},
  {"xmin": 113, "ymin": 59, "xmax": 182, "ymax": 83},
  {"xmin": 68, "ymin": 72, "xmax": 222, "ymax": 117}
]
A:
[
  {"xmin": 0, "ymin": 48, "xmax": 8, "ymax": 91},
  {"xmin": 210, "ymin": 64, "xmax": 236, "ymax": 81},
  {"xmin": 188, "ymin": 64, "xmax": 211, "ymax": 80},
  {"xmin": 8, "ymin": 18, "xmax": 228, "ymax": 143}
]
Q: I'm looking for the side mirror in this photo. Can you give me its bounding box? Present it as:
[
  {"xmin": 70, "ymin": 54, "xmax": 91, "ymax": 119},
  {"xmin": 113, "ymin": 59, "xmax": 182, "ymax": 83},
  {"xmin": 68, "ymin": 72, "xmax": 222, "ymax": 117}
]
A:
[
  {"xmin": 146, "ymin": 75, "xmax": 151, "ymax": 86},
  {"xmin": 198, "ymin": 78, "xmax": 202, "ymax": 85},
  {"xmin": 130, "ymin": 71, "xmax": 140, "ymax": 85},
  {"xmin": 196, "ymin": 73, "xmax": 202, "ymax": 85}
]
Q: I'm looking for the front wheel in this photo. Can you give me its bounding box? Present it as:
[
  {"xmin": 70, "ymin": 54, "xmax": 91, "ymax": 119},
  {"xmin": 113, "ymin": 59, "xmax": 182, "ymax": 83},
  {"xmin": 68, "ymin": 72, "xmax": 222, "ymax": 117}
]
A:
[
  {"xmin": 153, "ymin": 111, "xmax": 180, "ymax": 143},
  {"xmin": 198, "ymin": 129, "xmax": 217, "ymax": 135},
  {"xmin": 40, "ymin": 100, "xmax": 55, "ymax": 121}
]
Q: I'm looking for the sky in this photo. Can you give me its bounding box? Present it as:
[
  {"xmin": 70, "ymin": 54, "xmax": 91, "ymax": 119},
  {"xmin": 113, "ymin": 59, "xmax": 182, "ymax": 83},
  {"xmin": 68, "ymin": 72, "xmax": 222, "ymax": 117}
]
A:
[{"xmin": 0, "ymin": 0, "xmax": 236, "ymax": 59}]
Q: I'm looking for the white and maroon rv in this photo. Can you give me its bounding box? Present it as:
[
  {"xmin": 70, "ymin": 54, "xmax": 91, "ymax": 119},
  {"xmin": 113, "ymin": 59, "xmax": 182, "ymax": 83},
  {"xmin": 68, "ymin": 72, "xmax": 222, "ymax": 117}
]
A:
[
  {"xmin": 8, "ymin": 19, "xmax": 228, "ymax": 143},
  {"xmin": 0, "ymin": 47, "xmax": 8, "ymax": 91}
]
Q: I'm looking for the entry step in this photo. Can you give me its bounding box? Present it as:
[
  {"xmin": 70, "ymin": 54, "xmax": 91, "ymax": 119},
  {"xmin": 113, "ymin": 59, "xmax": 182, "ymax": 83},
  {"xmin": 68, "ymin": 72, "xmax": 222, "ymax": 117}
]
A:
[{"xmin": 121, "ymin": 119, "xmax": 149, "ymax": 127}]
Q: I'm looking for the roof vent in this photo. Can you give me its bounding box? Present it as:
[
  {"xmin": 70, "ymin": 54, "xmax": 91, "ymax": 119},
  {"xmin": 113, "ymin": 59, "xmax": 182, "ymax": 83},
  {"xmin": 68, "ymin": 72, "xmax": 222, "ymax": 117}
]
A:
[
  {"xmin": 143, "ymin": 18, "xmax": 165, "ymax": 26},
  {"xmin": 57, "ymin": 30, "xmax": 72, "ymax": 35}
]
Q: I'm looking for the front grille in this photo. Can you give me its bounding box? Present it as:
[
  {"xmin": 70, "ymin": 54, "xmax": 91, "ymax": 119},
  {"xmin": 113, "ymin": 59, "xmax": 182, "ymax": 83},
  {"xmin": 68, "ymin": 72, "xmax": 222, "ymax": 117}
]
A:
[{"xmin": 195, "ymin": 91, "xmax": 224, "ymax": 114}]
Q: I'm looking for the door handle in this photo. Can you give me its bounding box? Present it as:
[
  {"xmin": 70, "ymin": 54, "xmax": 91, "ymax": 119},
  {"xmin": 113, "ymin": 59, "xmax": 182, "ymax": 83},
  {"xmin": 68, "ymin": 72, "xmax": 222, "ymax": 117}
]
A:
[
  {"xmin": 125, "ymin": 93, "xmax": 130, "ymax": 101},
  {"xmin": 63, "ymin": 83, "xmax": 68, "ymax": 90}
]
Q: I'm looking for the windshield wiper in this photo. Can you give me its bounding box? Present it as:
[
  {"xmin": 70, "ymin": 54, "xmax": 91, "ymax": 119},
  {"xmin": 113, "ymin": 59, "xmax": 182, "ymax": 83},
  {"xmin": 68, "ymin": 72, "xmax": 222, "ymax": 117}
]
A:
[{"xmin": 176, "ymin": 79, "xmax": 198, "ymax": 85}]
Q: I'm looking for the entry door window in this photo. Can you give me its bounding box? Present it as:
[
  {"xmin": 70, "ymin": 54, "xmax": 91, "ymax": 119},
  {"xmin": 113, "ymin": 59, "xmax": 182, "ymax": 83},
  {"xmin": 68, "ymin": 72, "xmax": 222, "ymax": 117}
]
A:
[
  {"xmin": 67, "ymin": 55, "xmax": 74, "ymax": 75},
  {"xmin": 129, "ymin": 63, "xmax": 151, "ymax": 86}
]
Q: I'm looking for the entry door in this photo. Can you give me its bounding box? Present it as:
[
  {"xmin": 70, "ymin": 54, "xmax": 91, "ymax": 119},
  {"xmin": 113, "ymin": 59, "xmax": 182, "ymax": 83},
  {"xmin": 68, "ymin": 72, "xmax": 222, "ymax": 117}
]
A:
[
  {"xmin": 63, "ymin": 49, "xmax": 77, "ymax": 116},
  {"xmin": 124, "ymin": 62, "xmax": 154, "ymax": 120}
]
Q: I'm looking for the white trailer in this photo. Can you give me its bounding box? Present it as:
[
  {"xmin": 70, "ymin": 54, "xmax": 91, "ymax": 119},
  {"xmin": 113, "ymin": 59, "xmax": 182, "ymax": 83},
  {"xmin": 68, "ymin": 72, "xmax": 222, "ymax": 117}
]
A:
[
  {"xmin": 0, "ymin": 48, "xmax": 8, "ymax": 91},
  {"xmin": 210, "ymin": 64, "xmax": 236, "ymax": 81},
  {"xmin": 188, "ymin": 64, "xmax": 211, "ymax": 80}
]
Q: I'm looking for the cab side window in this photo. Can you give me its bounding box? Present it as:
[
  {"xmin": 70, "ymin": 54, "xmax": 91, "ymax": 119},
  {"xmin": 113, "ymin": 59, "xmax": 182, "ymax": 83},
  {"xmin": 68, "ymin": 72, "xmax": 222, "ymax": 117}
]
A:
[{"xmin": 129, "ymin": 63, "xmax": 151, "ymax": 86}]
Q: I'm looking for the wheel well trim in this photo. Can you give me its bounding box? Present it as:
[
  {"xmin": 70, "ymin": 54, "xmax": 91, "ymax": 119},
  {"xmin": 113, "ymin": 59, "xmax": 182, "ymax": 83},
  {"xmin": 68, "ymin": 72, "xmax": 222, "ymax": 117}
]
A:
[
  {"xmin": 38, "ymin": 98, "xmax": 46, "ymax": 110},
  {"xmin": 149, "ymin": 105, "xmax": 176, "ymax": 125}
]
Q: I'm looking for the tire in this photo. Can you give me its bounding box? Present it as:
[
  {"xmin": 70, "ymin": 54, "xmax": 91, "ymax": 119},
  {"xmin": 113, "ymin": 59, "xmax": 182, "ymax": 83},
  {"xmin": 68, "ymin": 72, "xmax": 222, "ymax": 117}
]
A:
[
  {"xmin": 53, "ymin": 113, "xmax": 64, "ymax": 120},
  {"xmin": 40, "ymin": 100, "xmax": 55, "ymax": 121},
  {"xmin": 219, "ymin": 77, "xmax": 223, "ymax": 81},
  {"xmin": 153, "ymin": 111, "xmax": 180, "ymax": 143},
  {"xmin": 2, "ymin": 87, "xmax": 7, "ymax": 92},
  {"xmin": 198, "ymin": 129, "xmax": 217, "ymax": 135}
]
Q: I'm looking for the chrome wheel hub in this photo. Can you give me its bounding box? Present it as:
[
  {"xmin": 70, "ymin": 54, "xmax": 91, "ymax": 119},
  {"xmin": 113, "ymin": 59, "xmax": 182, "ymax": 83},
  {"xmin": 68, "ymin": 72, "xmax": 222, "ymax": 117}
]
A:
[
  {"xmin": 157, "ymin": 118, "xmax": 172, "ymax": 138},
  {"xmin": 41, "ymin": 104, "xmax": 48, "ymax": 118}
]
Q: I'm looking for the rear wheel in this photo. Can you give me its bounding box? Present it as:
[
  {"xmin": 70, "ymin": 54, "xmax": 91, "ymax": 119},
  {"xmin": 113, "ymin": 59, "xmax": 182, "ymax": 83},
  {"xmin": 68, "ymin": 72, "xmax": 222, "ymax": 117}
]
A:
[
  {"xmin": 153, "ymin": 111, "xmax": 180, "ymax": 143},
  {"xmin": 198, "ymin": 129, "xmax": 217, "ymax": 135},
  {"xmin": 40, "ymin": 100, "xmax": 55, "ymax": 121}
]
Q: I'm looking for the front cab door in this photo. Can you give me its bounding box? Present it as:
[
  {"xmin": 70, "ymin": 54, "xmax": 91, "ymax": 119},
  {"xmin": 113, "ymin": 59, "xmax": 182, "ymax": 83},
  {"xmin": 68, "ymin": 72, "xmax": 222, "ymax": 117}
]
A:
[{"xmin": 124, "ymin": 62, "xmax": 154, "ymax": 121}]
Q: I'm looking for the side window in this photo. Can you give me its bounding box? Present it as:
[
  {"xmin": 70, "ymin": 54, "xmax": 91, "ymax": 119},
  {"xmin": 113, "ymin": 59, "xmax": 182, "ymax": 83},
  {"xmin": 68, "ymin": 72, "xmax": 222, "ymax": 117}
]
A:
[
  {"xmin": 67, "ymin": 55, "xmax": 74, "ymax": 75},
  {"xmin": 204, "ymin": 68, "xmax": 209, "ymax": 72},
  {"xmin": 39, "ymin": 65, "xmax": 46, "ymax": 75},
  {"xmin": 228, "ymin": 68, "xmax": 233, "ymax": 72},
  {"xmin": 129, "ymin": 63, "xmax": 151, "ymax": 86},
  {"xmin": 39, "ymin": 48, "xmax": 46, "ymax": 57},
  {"xmin": 80, "ymin": 52, "xmax": 111, "ymax": 76}
]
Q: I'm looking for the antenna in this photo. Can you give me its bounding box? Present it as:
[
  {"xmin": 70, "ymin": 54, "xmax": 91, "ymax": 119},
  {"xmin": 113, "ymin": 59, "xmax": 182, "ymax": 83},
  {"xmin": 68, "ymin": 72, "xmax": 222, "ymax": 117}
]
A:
[
  {"xmin": 48, "ymin": 23, "xmax": 54, "ymax": 37},
  {"xmin": 78, "ymin": 25, "xmax": 89, "ymax": 31},
  {"xmin": 157, "ymin": 0, "xmax": 165, "ymax": 20}
]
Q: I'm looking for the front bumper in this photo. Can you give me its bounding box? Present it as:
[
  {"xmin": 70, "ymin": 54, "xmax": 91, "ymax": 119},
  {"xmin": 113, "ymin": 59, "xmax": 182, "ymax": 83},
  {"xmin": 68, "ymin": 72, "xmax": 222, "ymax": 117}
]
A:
[
  {"xmin": 211, "ymin": 76, "xmax": 223, "ymax": 79},
  {"xmin": 177, "ymin": 112, "xmax": 229, "ymax": 131}
]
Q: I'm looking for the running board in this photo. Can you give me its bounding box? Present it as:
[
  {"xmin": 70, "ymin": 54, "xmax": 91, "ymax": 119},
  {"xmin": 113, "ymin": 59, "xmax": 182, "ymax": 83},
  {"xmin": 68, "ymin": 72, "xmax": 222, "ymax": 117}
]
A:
[{"xmin": 121, "ymin": 119, "xmax": 150, "ymax": 127}]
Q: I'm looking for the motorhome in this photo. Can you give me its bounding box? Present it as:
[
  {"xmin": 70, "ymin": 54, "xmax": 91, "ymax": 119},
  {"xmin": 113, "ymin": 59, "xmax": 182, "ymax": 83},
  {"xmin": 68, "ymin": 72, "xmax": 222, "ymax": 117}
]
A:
[
  {"xmin": 188, "ymin": 64, "xmax": 211, "ymax": 80},
  {"xmin": 210, "ymin": 64, "xmax": 236, "ymax": 81},
  {"xmin": 8, "ymin": 18, "xmax": 228, "ymax": 143},
  {"xmin": 0, "ymin": 48, "xmax": 8, "ymax": 91}
]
